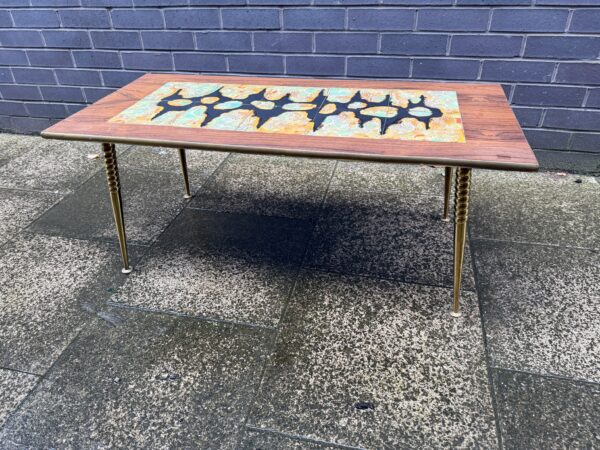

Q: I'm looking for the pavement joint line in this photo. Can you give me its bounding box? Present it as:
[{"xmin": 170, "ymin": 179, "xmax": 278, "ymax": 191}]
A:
[
  {"xmin": 470, "ymin": 236, "xmax": 600, "ymax": 252},
  {"xmin": 0, "ymin": 186, "xmax": 69, "ymax": 196},
  {"xmin": 490, "ymin": 366, "xmax": 600, "ymax": 389},
  {"xmin": 468, "ymin": 226, "xmax": 504, "ymax": 450},
  {"xmin": 105, "ymin": 301, "xmax": 278, "ymax": 333},
  {"xmin": 245, "ymin": 425, "xmax": 366, "ymax": 450},
  {"xmin": 233, "ymin": 160, "xmax": 341, "ymax": 449},
  {"xmin": 0, "ymin": 366, "xmax": 42, "ymax": 378}
]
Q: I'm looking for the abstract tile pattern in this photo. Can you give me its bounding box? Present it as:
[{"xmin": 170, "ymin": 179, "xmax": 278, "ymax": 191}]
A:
[{"xmin": 110, "ymin": 82, "xmax": 465, "ymax": 143}]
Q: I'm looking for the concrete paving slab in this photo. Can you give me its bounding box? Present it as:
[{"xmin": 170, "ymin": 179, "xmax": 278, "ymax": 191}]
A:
[
  {"xmin": 189, "ymin": 153, "xmax": 336, "ymax": 219},
  {"xmin": 473, "ymin": 239, "xmax": 600, "ymax": 383},
  {"xmin": 0, "ymin": 188, "xmax": 62, "ymax": 246},
  {"xmin": 0, "ymin": 369, "xmax": 38, "ymax": 429},
  {"xmin": 239, "ymin": 429, "xmax": 351, "ymax": 449},
  {"xmin": 29, "ymin": 167, "xmax": 192, "ymax": 245},
  {"xmin": 471, "ymin": 170, "xmax": 600, "ymax": 249},
  {"xmin": 249, "ymin": 271, "xmax": 497, "ymax": 449},
  {"xmin": 305, "ymin": 190, "xmax": 475, "ymax": 290},
  {"xmin": 111, "ymin": 208, "xmax": 312, "ymax": 327},
  {"xmin": 0, "ymin": 134, "xmax": 40, "ymax": 168},
  {"xmin": 493, "ymin": 369, "xmax": 600, "ymax": 449},
  {"xmin": 0, "ymin": 308, "xmax": 272, "ymax": 448},
  {"xmin": 0, "ymin": 233, "xmax": 142, "ymax": 374}
]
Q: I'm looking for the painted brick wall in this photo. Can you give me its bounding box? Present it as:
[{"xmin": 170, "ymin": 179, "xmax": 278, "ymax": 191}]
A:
[{"xmin": 0, "ymin": 0, "xmax": 599, "ymax": 163}]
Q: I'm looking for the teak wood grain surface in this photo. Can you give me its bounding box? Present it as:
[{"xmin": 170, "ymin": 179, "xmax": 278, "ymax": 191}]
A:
[{"xmin": 42, "ymin": 73, "xmax": 538, "ymax": 171}]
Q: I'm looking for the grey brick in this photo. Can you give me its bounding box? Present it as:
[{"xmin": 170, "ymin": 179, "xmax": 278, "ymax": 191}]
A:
[
  {"xmin": 524, "ymin": 36, "xmax": 600, "ymax": 60},
  {"xmin": 40, "ymin": 86, "xmax": 86, "ymax": 103},
  {"xmin": 570, "ymin": 132, "xmax": 599, "ymax": 152},
  {"xmin": 537, "ymin": 0, "xmax": 599, "ymax": 4},
  {"xmin": 11, "ymin": 116, "xmax": 52, "ymax": 134},
  {"xmin": 111, "ymin": 9, "xmax": 164, "ymax": 29},
  {"xmin": 569, "ymin": 9, "xmax": 600, "ymax": 33},
  {"xmin": 348, "ymin": 8, "xmax": 414, "ymax": 31},
  {"xmin": 228, "ymin": 54, "xmax": 284, "ymax": 74},
  {"xmin": 67, "ymin": 104, "xmax": 86, "ymax": 114},
  {"xmin": 0, "ymin": 115, "xmax": 13, "ymax": 132},
  {"xmin": 55, "ymin": 69, "xmax": 103, "ymax": 86},
  {"xmin": 81, "ymin": 0, "xmax": 132, "ymax": 5},
  {"xmin": 555, "ymin": 63, "xmax": 600, "ymax": 86},
  {"xmin": 384, "ymin": 32, "xmax": 445, "ymax": 55},
  {"xmin": 43, "ymin": 30, "xmax": 92, "ymax": 48},
  {"xmin": 101, "ymin": 70, "xmax": 144, "ymax": 87},
  {"xmin": 383, "ymin": 0, "xmax": 451, "ymax": 3},
  {"xmin": 451, "ymin": 35, "xmax": 522, "ymax": 57},
  {"xmin": 457, "ymin": 0, "xmax": 529, "ymax": 4},
  {"xmin": 315, "ymin": 33, "xmax": 378, "ymax": 54},
  {"xmin": 0, "ymin": 85, "xmax": 42, "ymax": 101},
  {"xmin": 164, "ymin": 9, "xmax": 220, "ymax": 29},
  {"xmin": 0, "ymin": 11, "xmax": 12, "ymax": 27},
  {"xmin": 222, "ymin": 8, "xmax": 280, "ymax": 29},
  {"xmin": 141, "ymin": 31, "xmax": 195, "ymax": 50},
  {"xmin": 91, "ymin": 31, "xmax": 142, "ymax": 50},
  {"xmin": 481, "ymin": 61, "xmax": 555, "ymax": 82},
  {"xmin": 283, "ymin": 8, "xmax": 345, "ymax": 30},
  {"xmin": 59, "ymin": 9, "xmax": 111, "ymax": 28},
  {"xmin": 513, "ymin": 85, "xmax": 587, "ymax": 107},
  {"xmin": 418, "ymin": 9, "xmax": 489, "ymax": 32},
  {"xmin": 173, "ymin": 53, "xmax": 227, "ymax": 72},
  {"xmin": 191, "ymin": 0, "xmax": 245, "ymax": 4},
  {"xmin": 347, "ymin": 56, "xmax": 410, "ymax": 78},
  {"xmin": 512, "ymin": 107, "xmax": 543, "ymax": 127},
  {"xmin": 195, "ymin": 32, "xmax": 252, "ymax": 51},
  {"xmin": 544, "ymin": 108, "xmax": 600, "ymax": 131},
  {"xmin": 25, "ymin": 102, "xmax": 68, "ymax": 119},
  {"xmin": 0, "ymin": 101, "xmax": 28, "ymax": 117},
  {"xmin": 524, "ymin": 129, "xmax": 571, "ymax": 150},
  {"xmin": 12, "ymin": 68, "xmax": 57, "ymax": 85},
  {"xmin": 0, "ymin": 30, "xmax": 44, "ymax": 48},
  {"xmin": 121, "ymin": 52, "xmax": 173, "ymax": 70},
  {"xmin": 254, "ymin": 32, "xmax": 312, "ymax": 53},
  {"xmin": 318, "ymin": 0, "xmax": 378, "ymax": 3},
  {"xmin": 490, "ymin": 9, "xmax": 569, "ymax": 32},
  {"xmin": 11, "ymin": 9, "xmax": 60, "ymax": 28},
  {"xmin": 587, "ymin": 89, "xmax": 600, "ymax": 108},
  {"xmin": 412, "ymin": 58, "xmax": 480, "ymax": 80},
  {"xmin": 27, "ymin": 50, "xmax": 73, "ymax": 68},
  {"xmin": 134, "ymin": 0, "xmax": 187, "ymax": 5},
  {"xmin": 286, "ymin": 55, "xmax": 344, "ymax": 76},
  {"xmin": 0, "ymin": 50, "xmax": 28, "ymax": 66},
  {"xmin": 30, "ymin": 0, "xmax": 80, "ymax": 5},
  {"xmin": 84, "ymin": 87, "xmax": 116, "ymax": 103},
  {"xmin": 73, "ymin": 51, "xmax": 122, "ymax": 69},
  {"xmin": 249, "ymin": 0, "xmax": 308, "ymax": 4},
  {"xmin": 0, "ymin": 68, "xmax": 12, "ymax": 83}
]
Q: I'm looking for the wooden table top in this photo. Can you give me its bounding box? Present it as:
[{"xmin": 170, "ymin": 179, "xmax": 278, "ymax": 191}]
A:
[{"xmin": 42, "ymin": 73, "xmax": 538, "ymax": 171}]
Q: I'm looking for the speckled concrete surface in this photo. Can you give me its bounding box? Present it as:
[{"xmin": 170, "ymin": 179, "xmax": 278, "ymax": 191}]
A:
[
  {"xmin": 0, "ymin": 369, "xmax": 38, "ymax": 429},
  {"xmin": 29, "ymin": 167, "xmax": 193, "ymax": 245},
  {"xmin": 0, "ymin": 188, "xmax": 62, "ymax": 246},
  {"xmin": 249, "ymin": 272, "xmax": 497, "ymax": 448},
  {"xmin": 189, "ymin": 153, "xmax": 336, "ymax": 219},
  {"xmin": 0, "ymin": 308, "xmax": 272, "ymax": 448},
  {"xmin": 1, "ymin": 133, "xmax": 599, "ymax": 447},
  {"xmin": 111, "ymin": 208, "xmax": 312, "ymax": 327},
  {"xmin": 471, "ymin": 170, "xmax": 600, "ymax": 249},
  {"xmin": 473, "ymin": 239, "xmax": 600, "ymax": 383},
  {"xmin": 0, "ymin": 233, "xmax": 140, "ymax": 374},
  {"xmin": 493, "ymin": 369, "xmax": 600, "ymax": 449},
  {"xmin": 305, "ymin": 190, "xmax": 475, "ymax": 290},
  {"xmin": 0, "ymin": 139, "xmax": 107, "ymax": 193},
  {"xmin": 121, "ymin": 145, "xmax": 228, "ymax": 189}
]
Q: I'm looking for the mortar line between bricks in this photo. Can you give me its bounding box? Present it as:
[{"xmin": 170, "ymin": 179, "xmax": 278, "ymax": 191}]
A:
[
  {"xmin": 233, "ymin": 160, "xmax": 340, "ymax": 449},
  {"xmin": 491, "ymin": 366, "xmax": 600, "ymax": 388},
  {"xmin": 468, "ymin": 227, "xmax": 504, "ymax": 449},
  {"xmin": 245, "ymin": 425, "xmax": 366, "ymax": 450}
]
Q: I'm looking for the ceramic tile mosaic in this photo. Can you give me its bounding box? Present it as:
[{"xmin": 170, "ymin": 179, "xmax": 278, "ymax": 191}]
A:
[{"xmin": 109, "ymin": 82, "xmax": 465, "ymax": 143}]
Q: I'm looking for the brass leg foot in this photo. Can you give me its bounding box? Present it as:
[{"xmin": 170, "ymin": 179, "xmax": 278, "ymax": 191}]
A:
[
  {"xmin": 102, "ymin": 143, "xmax": 132, "ymax": 274},
  {"xmin": 442, "ymin": 167, "xmax": 453, "ymax": 222},
  {"xmin": 178, "ymin": 148, "xmax": 192, "ymax": 199},
  {"xmin": 452, "ymin": 167, "xmax": 472, "ymax": 317}
]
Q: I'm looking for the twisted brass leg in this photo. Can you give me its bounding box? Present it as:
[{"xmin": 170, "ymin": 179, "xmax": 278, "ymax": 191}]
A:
[
  {"xmin": 102, "ymin": 142, "xmax": 132, "ymax": 274},
  {"xmin": 452, "ymin": 167, "xmax": 472, "ymax": 317},
  {"xmin": 442, "ymin": 167, "xmax": 453, "ymax": 222},
  {"xmin": 178, "ymin": 148, "xmax": 192, "ymax": 199}
]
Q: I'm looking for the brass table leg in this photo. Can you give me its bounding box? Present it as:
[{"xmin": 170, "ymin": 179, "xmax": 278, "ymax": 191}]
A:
[
  {"xmin": 452, "ymin": 167, "xmax": 472, "ymax": 317},
  {"xmin": 178, "ymin": 148, "xmax": 192, "ymax": 199},
  {"xmin": 442, "ymin": 167, "xmax": 453, "ymax": 222},
  {"xmin": 102, "ymin": 142, "xmax": 132, "ymax": 274}
]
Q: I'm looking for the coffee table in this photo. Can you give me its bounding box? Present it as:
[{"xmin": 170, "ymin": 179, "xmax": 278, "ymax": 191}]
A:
[{"xmin": 42, "ymin": 74, "xmax": 538, "ymax": 317}]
